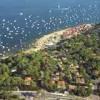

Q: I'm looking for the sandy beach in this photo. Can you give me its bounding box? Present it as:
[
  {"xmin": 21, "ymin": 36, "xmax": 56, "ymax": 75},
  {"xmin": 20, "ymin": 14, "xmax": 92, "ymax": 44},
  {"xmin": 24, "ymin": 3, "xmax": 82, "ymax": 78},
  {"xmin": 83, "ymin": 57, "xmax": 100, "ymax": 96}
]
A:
[
  {"xmin": 24, "ymin": 29, "xmax": 65, "ymax": 53},
  {"xmin": 24, "ymin": 24, "xmax": 93, "ymax": 54}
]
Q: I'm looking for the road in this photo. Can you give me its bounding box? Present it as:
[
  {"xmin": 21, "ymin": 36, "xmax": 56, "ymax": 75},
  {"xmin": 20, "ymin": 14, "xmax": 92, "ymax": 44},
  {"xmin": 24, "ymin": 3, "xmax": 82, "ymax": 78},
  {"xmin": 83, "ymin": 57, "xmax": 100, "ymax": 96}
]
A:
[{"xmin": 37, "ymin": 92, "xmax": 85, "ymax": 100}]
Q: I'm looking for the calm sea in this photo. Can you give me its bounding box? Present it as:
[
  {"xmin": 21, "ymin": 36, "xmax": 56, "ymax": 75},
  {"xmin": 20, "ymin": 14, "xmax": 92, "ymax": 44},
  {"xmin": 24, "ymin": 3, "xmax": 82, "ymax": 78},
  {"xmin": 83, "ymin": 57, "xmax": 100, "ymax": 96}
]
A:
[{"xmin": 0, "ymin": 0, "xmax": 100, "ymax": 56}]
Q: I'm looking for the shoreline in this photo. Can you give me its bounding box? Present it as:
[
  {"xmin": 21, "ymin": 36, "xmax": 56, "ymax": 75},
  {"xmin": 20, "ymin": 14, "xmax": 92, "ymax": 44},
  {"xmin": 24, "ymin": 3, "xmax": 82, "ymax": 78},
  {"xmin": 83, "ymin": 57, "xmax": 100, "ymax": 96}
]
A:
[
  {"xmin": 24, "ymin": 23, "xmax": 93, "ymax": 54},
  {"xmin": 1, "ymin": 23, "xmax": 93, "ymax": 59}
]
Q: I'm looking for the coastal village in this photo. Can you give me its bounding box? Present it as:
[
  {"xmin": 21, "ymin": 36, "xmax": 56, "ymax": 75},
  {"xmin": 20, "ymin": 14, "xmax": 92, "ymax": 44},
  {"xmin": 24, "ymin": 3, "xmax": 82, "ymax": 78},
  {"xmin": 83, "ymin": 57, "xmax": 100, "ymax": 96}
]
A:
[
  {"xmin": 0, "ymin": 24, "xmax": 100, "ymax": 100},
  {"xmin": 0, "ymin": 0, "xmax": 100, "ymax": 100}
]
